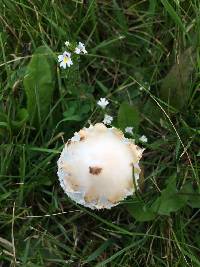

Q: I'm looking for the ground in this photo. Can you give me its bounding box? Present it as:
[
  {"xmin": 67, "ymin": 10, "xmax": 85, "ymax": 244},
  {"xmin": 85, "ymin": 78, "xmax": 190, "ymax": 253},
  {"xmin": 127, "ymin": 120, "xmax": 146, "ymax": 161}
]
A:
[{"xmin": 0, "ymin": 0, "xmax": 200, "ymax": 266}]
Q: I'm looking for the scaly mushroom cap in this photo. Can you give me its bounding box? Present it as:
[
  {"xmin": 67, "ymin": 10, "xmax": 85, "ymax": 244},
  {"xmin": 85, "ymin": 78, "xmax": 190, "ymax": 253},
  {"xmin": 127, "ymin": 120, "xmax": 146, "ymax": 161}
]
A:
[{"xmin": 57, "ymin": 123, "xmax": 143, "ymax": 209}]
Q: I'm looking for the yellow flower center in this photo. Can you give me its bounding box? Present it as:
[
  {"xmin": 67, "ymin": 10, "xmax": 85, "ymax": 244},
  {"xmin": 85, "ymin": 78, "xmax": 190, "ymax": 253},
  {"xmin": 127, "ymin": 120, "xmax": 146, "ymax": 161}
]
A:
[{"xmin": 63, "ymin": 56, "xmax": 69, "ymax": 63}]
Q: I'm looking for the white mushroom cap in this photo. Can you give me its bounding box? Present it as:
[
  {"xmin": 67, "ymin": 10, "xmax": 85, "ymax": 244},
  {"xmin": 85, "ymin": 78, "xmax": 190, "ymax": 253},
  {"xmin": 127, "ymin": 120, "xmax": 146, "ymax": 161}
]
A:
[{"xmin": 57, "ymin": 123, "xmax": 143, "ymax": 209}]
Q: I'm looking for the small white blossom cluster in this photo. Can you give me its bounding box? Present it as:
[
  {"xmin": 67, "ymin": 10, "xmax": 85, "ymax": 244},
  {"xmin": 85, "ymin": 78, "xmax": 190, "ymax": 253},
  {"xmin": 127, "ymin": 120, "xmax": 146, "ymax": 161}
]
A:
[
  {"xmin": 97, "ymin": 98, "xmax": 113, "ymax": 125},
  {"xmin": 139, "ymin": 135, "xmax": 148, "ymax": 143},
  {"xmin": 96, "ymin": 98, "xmax": 148, "ymax": 142},
  {"xmin": 125, "ymin": 127, "xmax": 133, "ymax": 135},
  {"xmin": 74, "ymin": 42, "xmax": 87, "ymax": 54},
  {"xmin": 58, "ymin": 40, "xmax": 87, "ymax": 69},
  {"xmin": 103, "ymin": 114, "xmax": 113, "ymax": 125},
  {"xmin": 97, "ymin": 98, "xmax": 109, "ymax": 109},
  {"xmin": 124, "ymin": 126, "xmax": 148, "ymax": 143}
]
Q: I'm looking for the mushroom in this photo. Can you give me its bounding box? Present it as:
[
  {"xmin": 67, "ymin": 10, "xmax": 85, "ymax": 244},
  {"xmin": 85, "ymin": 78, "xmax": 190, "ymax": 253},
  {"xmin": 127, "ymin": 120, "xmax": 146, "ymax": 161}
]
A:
[{"xmin": 57, "ymin": 123, "xmax": 143, "ymax": 209}]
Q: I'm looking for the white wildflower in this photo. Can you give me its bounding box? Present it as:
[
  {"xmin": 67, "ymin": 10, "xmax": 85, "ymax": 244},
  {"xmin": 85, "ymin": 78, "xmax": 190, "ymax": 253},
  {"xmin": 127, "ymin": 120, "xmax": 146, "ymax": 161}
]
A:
[
  {"xmin": 65, "ymin": 41, "xmax": 70, "ymax": 47},
  {"xmin": 74, "ymin": 47, "xmax": 81, "ymax": 54},
  {"xmin": 103, "ymin": 114, "xmax": 113, "ymax": 125},
  {"xmin": 71, "ymin": 132, "xmax": 80, "ymax": 142},
  {"xmin": 97, "ymin": 98, "xmax": 109, "ymax": 109},
  {"xmin": 125, "ymin": 127, "xmax": 133, "ymax": 135},
  {"xmin": 58, "ymin": 51, "xmax": 73, "ymax": 69},
  {"xmin": 139, "ymin": 135, "xmax": 148, "ymax": 143},
  {"xmin": 75, "ymin": 42, "xmax": 87, "ymax": 54}
]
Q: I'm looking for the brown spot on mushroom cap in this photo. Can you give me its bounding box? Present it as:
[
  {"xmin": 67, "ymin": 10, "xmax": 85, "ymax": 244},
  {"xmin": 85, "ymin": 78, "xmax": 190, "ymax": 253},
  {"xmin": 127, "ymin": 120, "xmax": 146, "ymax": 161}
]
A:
[
  {"xmin": 89, "ymin": 166, "xmax": 102, "ymax": 175},
  {"xmin": 66, "ymin": 140, "xmax": 71, "ymax": 146},
  {"xmin": 79, "ymin": 130, "xmax": 87, "ymax": 141}
]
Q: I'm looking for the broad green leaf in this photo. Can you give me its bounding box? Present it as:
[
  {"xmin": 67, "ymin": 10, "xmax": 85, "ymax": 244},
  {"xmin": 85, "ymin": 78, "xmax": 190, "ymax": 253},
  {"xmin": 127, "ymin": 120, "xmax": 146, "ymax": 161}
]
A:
[
  {"xmin": 56, "ymin": 115, "xmax": 82, "ymax": 129},
  {"xmin": 0, "ymin": 113, "xmax": 9, "ymax": 130},
  {"xmin": 187, "ymin": 185, "xmax": 200, "ymax": 208},
  {"xmin": 143, "ymin": 99, "xmax": 163, "ymax": 123},
  {"xmin": 151, "ymin": 176, "xmax": 190, "ymax": 215},
  {"xmin": 0, "ymin": 112, "xmax": 8, "ymax": 124},
  {"xmin": 160, "ymin": 47, "xmax": 195, "ymax": 110},
  {"xmin": 23, "ymin": 46, "xmax": 55, "ymax": 127},
  {"xmin": 0, "ymin": 112, "xmax": 10, "ymax": 137},
  {"xmin": 126, "ymin": 199, "xmax": 156, "ymax": 222},
  {"xmin": 11, "ymin": 108, "xmax": 29, "ymax": 128},
  {"xmin": 63, "ymin": 100, "xmax": 91, "ymax": 122},
  {"xmin": 62, "ymin": 115, "xmax": 82, "ymax": 122},
  {"xmin": 118, "ymin": 102, "xmax": 140, "ymax": 131}
]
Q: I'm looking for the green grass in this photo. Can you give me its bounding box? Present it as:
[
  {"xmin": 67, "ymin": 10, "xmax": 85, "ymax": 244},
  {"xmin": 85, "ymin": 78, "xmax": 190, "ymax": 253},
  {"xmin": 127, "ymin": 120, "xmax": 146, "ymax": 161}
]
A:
[{"xmin": 0, "ymin": 0, "xmax": 200, "ymax": 266}]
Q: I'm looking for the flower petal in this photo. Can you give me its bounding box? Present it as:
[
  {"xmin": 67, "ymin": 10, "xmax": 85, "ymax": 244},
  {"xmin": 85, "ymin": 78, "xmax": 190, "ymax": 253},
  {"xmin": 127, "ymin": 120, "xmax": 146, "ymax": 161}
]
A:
[
  {"xmin": 75, "ymin": 47, "xmax": 81, "ymax": 54},
  {"xmin": 60, "ymin": 61, "xmax": 66, "ymax": 69},
  {"xmin": 58, "ymin": 55, "xmax": 63, "ymax": 62}
]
